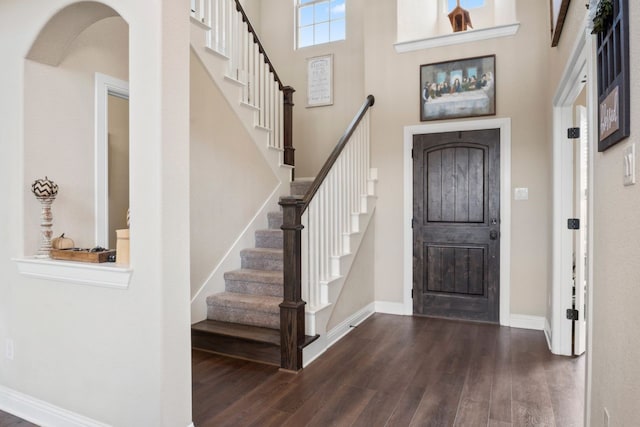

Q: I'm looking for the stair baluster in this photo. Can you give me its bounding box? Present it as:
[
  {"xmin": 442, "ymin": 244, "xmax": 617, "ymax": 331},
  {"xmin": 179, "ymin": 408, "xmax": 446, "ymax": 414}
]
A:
[{"xmin": 281, "ymin": 95, "xmax": 375, "ymax": 371}]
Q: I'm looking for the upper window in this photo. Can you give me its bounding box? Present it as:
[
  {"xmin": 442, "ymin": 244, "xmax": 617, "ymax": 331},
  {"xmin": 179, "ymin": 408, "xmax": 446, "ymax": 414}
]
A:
[
  {"xmin": 447, "ymin": 0, "xmax": 485, "ymax": 10},
  {"xmin": 297, "ymin": 0, "xmax": 345, "ymax": 48}
]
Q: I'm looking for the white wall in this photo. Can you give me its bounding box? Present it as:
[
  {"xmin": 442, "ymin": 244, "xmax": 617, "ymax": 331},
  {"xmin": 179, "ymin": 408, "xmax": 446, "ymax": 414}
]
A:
[
  {"xmin": 366, "ymin": 0, "xmax": 551, "ymax": 317},
  {"xmin": 258, "ymin": 0, "xmax": 366, "ymax": 178},
  {"xmin": 396, "ymin": 0, "xmax": 516, "ymax": 43},
  {"xmin": 254, "ymin": 0, "xmax": 552, "ymax": 319},
  {"xmin": 0, "ymin": 1, "xmax": 192, "ymax": 425},
  {"xmin": 588, "ymin": 0, "xmax": 640, "ymax": 423},
  {"xmin": 190, "ymin": 51, "xmax": 277, "ymax": 297},
  {"xmin": 23, "ymin": 17, "xmax": 129, "ymax": 253}
]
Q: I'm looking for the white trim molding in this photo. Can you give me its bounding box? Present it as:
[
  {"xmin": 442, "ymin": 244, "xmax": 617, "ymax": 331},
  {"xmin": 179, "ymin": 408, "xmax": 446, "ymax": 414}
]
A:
[
  {"xmin": 394, "ymin": 23, "xmax": 520, "ymax": 53},
  {"xmin": 403, "ymin": 118, "xmax": 512, "ymax": 326},
  {"xmin": 13, "ymin": 257, "xmax": 132, "ymax": 289},
  {"xmin": 0, "ymin": 385, "xmax": 110, "ymax": 427},
  {"xmin": 94, "ymin": 72, "xmax": 129, "ymax": 248},
  {"xmin": 510, "ymin": 314, "xmax": 545, "ymax": 331}
]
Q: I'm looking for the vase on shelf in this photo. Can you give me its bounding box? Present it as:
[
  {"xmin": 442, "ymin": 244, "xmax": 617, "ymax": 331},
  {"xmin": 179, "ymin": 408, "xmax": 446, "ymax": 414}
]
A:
[{"xmin": 31, "ymin": 176, "xmax": 59, "ymax": 258}]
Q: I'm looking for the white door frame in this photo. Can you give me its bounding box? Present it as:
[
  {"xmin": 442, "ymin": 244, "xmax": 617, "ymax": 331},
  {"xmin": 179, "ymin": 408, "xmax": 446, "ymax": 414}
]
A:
[
  {"xmin": 95, "ymin": 72, "xmax": 129, "ymax": 247},
  {"xmin": 403, "ymin": 118, "xmax": 512, "ymax": 326},
  {"xmin": 550, "ymin": 29, "xmax": 595, "ymax": 355},
  {"xmin": 551, "ymin": 26, "xmax": 595, "ymax": 427}
]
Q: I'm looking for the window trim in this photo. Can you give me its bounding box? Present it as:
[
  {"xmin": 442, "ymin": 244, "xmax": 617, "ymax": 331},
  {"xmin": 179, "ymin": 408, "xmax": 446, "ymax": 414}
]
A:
[{"xmin": 296, "ymin": 0, "xmax": 346, "ymax": 49}]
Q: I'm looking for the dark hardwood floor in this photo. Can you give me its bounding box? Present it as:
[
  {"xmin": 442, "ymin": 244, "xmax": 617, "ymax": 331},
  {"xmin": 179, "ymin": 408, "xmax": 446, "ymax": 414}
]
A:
[
  {"xmin": 0, "ymin": 411, "xmax": 37, "ymax": 427},
  {"xmin": 193, "ymin": 314, "xmax": 585, "ymax": 427}
]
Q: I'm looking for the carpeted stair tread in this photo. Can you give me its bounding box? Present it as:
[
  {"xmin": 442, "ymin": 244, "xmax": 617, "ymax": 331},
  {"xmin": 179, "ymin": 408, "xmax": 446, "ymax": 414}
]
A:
[
  {"xmin": 255, "ymin": 229, "xmax": 283, "ymax": 249},
  {"xmin": 240, "ymin": 247, "xmax": 283, "ymax": 271},
  {"xmin": 224, "ymin": 268, "xmax": 283, "ymax": 284},
  {"xmin": 224, "ymin": 268, "xmax": 283, "ymax": 297},
  {"xmin": 207, "ymin": 292, "xmax": 280, "ymax": 329},
  {"xmin": 290, "ymin": 177, "xmax": 315, "ymax": 197}
]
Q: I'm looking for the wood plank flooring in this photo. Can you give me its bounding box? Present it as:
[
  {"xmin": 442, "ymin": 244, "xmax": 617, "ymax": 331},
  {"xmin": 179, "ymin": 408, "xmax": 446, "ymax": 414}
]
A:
[
  {"xmin": 193, "ymin": 314, "xmax": 585, "ymax": 427},
  {"xmin": 0, "ymin": 410, "xmax": 37, "ymax": 427}
]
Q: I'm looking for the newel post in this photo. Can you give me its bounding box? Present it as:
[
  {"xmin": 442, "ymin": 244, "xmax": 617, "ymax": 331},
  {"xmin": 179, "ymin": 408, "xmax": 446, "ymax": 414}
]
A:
[
  {"xmin": 279, "ymin": 196, "xmax": 305, "ymax": 372},
  {"xmin": 283, "ymin": 86, "xmax": 295, "ymax": 167}
]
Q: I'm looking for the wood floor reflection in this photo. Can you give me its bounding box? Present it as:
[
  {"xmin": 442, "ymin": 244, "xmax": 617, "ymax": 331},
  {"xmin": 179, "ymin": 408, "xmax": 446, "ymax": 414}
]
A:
[{"xmin": 193, "ymin": 313, "xmax": 585, "ymax": 426}]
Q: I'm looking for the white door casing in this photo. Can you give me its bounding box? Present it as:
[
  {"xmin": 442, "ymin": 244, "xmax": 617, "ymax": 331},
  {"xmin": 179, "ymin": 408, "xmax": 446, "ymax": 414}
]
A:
[{"xmin": 403, "ymin": 118, "xmax": 512, "ymax": 326}]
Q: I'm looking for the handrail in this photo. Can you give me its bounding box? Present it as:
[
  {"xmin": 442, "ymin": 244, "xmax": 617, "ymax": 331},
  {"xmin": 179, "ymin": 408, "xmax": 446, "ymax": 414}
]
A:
[
  {"xmin": 233, "ymin": 0, "xmax": 285, "ymax": 90},
  {"xmin": 279, "ymin": 94, "xmax": 375, "ymax": 371},
  {"xmin": 302, "ymin": 95, "xmax": 375, "ymax": 211}
]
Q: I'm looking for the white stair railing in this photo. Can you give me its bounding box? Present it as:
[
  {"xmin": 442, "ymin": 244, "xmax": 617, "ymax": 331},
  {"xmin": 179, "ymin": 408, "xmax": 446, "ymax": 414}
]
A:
[
  {"xmin": 302, "ymin": 111, "xmax": 372, "ymax": 312},
  {"xmin": 279, "ymin": 96, "xmax": 376, "ymax": 357},
  {"xmin": 190, "ymin": 0, "xmax": 290, "ymax": 155}
]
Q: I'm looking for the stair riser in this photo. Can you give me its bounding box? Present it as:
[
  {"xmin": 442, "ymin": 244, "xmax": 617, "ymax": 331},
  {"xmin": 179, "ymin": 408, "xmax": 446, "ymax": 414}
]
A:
[
  {"xmin": 241, "ymin": 254, "xmax": 283, "ymax": 271},
  {"xmin": 207, "ymin": 306, "xmax": 280, "ymax": 329},
  {"xmin": 267, "ymin": 212, "xmax": 283, "ymax": 229},
  {"xmin": 225, "ymin": 280, "xmax": 283, "ymax": 298},
  {"xmin": 290, "ymin": 180, "xmax": 314, "ymax": 196},
  {"xmin": 255, "ymin": 232, "xmax": 283, "ymax": 249},
  {"xmin": 191, "ymin": 330, "xmax": 280, "ymax": 366}
]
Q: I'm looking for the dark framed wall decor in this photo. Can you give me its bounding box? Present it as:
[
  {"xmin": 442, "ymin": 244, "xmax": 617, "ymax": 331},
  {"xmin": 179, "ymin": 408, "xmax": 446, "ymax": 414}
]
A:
[
  {"xmin": 596, "ymin": 0, "xmax": 630, "ymax": 151},
  {"xmin": 420, "ymin": 55, "xmax": 496, "ymax": 122},
  {"xmin": 550, "ymin": 0, "xmax": 571, "ymax": 47}
]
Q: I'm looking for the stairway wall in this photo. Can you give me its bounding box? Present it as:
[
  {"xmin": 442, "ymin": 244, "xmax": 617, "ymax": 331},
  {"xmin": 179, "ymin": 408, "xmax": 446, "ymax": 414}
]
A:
[
  {"xmin": 326, "ymin": 213, "xmax": 376, "ymax": 331},
  {"xmin": 190, "ymin": 51, "xmax": 277, "ymax": 299}
]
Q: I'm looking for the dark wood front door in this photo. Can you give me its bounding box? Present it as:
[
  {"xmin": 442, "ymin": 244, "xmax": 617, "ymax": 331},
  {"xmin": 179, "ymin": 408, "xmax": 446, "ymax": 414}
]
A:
[{"xmin": 413, "ymin": 129, "xmax": 500, "ymax": 323}]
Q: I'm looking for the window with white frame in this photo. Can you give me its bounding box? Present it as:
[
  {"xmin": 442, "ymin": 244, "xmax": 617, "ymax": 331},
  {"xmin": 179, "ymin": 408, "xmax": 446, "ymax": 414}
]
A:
[{"xmin": 297, "ymin": 0, "xmax": 345, "ymax": 48}]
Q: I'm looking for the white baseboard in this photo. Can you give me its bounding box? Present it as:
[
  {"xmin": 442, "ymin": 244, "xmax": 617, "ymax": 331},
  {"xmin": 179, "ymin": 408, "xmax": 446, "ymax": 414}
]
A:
[
  {"xmin": 326, "ymin": 302, "xmax": 376, "ymax": 346},
  {"xmin": 510, "ymin": 314, "xmax": 545, "ymax": 330},
  {"xmin": 0, "ymin": 385, "xmax": 109, "ymax": 427},
  {"xmin": 374, "ymin": 301, "xmax": 407, "ymax": 315},
  {"xmin": 303, "ymin": 303, "xmax": 375, "ymax": 367},
  {"xmin": 544, "ymin": 317, "xmax": 552, "ymax": 350}
]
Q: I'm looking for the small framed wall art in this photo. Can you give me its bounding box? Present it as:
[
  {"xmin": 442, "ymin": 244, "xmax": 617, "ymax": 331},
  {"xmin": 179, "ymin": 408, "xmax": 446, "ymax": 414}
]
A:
[{"xmin": 307, "ymin": 54, "xmax": 333, "ymax": 107}]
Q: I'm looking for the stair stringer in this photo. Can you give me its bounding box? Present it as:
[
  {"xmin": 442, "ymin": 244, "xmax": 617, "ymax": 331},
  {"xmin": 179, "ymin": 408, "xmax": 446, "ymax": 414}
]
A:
[
  {"xmin": 302, "ymin": 177, "xmax": 378, "ymax": 367},
  {"xmin": 189, "ymin": 20, "xmax": 292, "ymax": 323}
]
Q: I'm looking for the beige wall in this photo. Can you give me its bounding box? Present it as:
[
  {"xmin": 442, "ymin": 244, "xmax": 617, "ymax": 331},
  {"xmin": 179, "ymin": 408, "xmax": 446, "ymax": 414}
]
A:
[
  {"xmin": 23, "ymin": 17, "xmax": 129, "ymax": 253},
  {"xmin": 365, "ymin": 0, "xmax": 552, "ymax": 315},
  {"xmin": 0, "ymin": 1, "xmax": 192, "ymax": 425},
  {"xmin": 326, "ymin": 217, "xmax": 376, "ymax": 331},
  {"xmin": 588, "ymin": 0, "xmax": 640, "ymax": 423},
  {"xmin": 108, "ymin": 94, "xmax": 130, "ymax": 249},
  {"xmin": 258, "ymin": 0, "xmax": 365, "ymax": 178},
  {"xmin": 254, "ymin": 0, "xmax": 553, "ymax": 318},
  {"xmin": 190, "ymin": 51, "xmax": 277, "ymax": 297}
]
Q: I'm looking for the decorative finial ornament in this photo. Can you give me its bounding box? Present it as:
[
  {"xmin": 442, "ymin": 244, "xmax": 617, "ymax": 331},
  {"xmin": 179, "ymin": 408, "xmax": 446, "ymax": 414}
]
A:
[
  {"xmin": 31, "ymin": 176, "xmax": 58, "ymax": 257},
  {"xmin": 31, "ymin": 176, "xmax": 58, "ymax": 198}
]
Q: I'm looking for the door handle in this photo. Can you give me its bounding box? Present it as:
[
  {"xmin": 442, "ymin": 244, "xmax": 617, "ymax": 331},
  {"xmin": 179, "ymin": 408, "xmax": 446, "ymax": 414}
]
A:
[{"xmin": 490, "ymin": 230, "xmax": 498, "ymax": 240}]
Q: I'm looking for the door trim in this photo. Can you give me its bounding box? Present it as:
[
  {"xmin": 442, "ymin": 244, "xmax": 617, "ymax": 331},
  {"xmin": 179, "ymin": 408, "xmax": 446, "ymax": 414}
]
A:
[
  {"xmin": 403, "ymin": 118, "xmax": 511, "ymax": 326},
  {"xmin": 551, "ymin": 26, "xmax": 595, "ymax": 427}
]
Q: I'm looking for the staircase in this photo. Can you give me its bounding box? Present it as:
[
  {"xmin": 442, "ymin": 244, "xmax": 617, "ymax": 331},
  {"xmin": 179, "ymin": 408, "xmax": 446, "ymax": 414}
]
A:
[
  {"xmin": 192, "ymin": 179, "xmax": 316, "ymax": 366},
  {"xmin": 189, "ymin": 0, "xmax": 377, "ymax": 372}
]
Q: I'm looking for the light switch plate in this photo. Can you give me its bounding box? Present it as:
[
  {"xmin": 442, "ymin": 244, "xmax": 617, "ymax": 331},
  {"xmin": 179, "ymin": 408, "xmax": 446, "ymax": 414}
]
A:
[
  {"xmin": 623, "ymin": 144, "xmax": 635, "ymax": 186},
  {"xmin": 514, "ymin": 187, "xmax": 529, "ymax": 200}
]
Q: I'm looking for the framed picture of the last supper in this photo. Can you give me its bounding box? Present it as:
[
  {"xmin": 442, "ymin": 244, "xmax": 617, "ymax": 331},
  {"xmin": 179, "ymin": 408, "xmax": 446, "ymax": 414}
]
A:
[{"xmin": 420, "ymin": 55, "xmax": 496, "ymax": 121}]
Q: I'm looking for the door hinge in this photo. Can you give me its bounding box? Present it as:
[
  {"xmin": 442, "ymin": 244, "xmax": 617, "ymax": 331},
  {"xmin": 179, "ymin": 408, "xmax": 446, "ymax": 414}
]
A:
[
  {"xmin": 411, "ymin": 148, "xmax": 414, "ymax": 158},
  {"xmin": 411, "ymin": 218, "xmax": 415, "ymax": 228},
  {"xmin": 566, "ymin": 308, "xmax": 579, "ymax": 321},
  {"xmin": 567, "ymin": 218, "xmax": 580, "ymax": 230},
  {"xmin": 567, "ymin": 127, "xmax": 580, "ymax": 139},
  {"xmin": 411, "ymin": 289, "xmax": 414, "ymax": 299}
]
